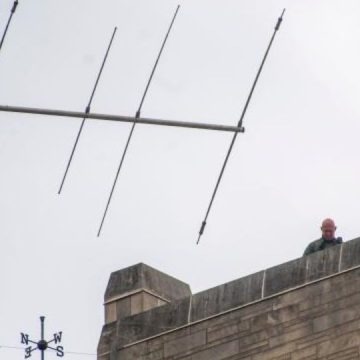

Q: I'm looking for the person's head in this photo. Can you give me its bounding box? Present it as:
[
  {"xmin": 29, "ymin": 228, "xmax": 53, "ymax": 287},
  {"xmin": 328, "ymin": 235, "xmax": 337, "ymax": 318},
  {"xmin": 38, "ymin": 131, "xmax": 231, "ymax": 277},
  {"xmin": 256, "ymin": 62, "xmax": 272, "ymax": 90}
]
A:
[{"xmin": 321, "ymin": 218, "xmax": 337, "ymax": 240}]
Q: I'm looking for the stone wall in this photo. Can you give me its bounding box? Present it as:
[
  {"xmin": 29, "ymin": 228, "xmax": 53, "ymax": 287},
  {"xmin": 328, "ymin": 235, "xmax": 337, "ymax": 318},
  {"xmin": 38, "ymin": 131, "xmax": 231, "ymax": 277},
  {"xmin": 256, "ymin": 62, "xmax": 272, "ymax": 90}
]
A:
[{"xmin": 98, "ymin": 237, "xmax": 360, "ymax": 359}]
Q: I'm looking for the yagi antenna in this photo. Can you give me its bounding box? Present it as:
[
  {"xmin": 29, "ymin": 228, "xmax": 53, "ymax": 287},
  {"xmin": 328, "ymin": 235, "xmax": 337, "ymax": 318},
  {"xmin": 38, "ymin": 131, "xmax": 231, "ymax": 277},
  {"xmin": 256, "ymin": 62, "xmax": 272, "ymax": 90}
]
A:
[
  {"xmin": 97, "ymin": 5, "xmax": 181, "ymax": 237},
  {"xmin": 57, "ymin": 27, "xmax": 117, "ymax": 194},
  {"xmin": 197, "ymin": 9, "xmax": 286, "ymax": 244},
  {"xmin": 0, "ymin": 1, "xmax": 19, "ymax": 53}
]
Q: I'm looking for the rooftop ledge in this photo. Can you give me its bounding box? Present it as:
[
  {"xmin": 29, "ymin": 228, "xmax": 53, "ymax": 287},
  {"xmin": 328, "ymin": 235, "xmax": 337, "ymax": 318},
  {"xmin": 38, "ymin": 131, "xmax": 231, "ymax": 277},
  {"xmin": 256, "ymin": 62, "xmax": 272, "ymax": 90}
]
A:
[{"xmin": 98, "ymin": 236, "xmax": 360, "ymax": 355}]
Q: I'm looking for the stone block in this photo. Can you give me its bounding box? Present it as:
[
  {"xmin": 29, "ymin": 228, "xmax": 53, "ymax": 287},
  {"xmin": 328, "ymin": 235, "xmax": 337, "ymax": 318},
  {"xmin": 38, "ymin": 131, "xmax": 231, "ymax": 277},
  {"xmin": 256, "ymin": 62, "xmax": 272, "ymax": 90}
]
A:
[
  {"xmin": 129, "ymin": 292, "xmax": 142, "ymax": 316},
  {"xmin": 305, "ymin": 245, "xmax": 341, "ymax": 282},
  {"xmin": 190, "ymin": 271, "xmax": 264, "ymax": 322},
  {"xmin": 164, "ymin": 330, "xmax": 206, "ymax": 357},
  {"xmin": 97, "ymin": 322, "xmax": 116, "ymax": 356},
  {"xmin": 105, "ymin": 263, "xmax": 191, "ymax": 302},
  {"xmin": 190, "ymin": 340, "xmax": 239, "ymax": 360},
  {"xmin": 116, "ymin": 297, "xmax": 131, "ymax": 319},
  {"xmin": 116, "ymin": 297, "xmax": 191, "ymax": 348},
  {"xmin": 115, "ymin": 342, "xmax": 147, "ymax": 360},
  {"xmin": 143, "ymin": 292, "xmax": 166, "ymax": 312},
  {"xmin": 340, "ymin": 237, "xmax": 360, "ymax": 271},
  {"xmin": 264, "ymin": 257, "xmax": 307, "ymax": 297},
  {"xmin": 105, "ymin": 302, "xmax": 116, "ymax": 324}
]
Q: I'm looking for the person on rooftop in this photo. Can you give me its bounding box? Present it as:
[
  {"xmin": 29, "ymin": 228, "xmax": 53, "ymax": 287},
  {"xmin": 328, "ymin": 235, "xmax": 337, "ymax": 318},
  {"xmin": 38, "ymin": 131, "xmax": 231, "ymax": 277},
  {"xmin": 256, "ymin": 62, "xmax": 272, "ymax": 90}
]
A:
[{"xmin": 303, "ymin": 218, "xmax": 342, "ymax": 256}]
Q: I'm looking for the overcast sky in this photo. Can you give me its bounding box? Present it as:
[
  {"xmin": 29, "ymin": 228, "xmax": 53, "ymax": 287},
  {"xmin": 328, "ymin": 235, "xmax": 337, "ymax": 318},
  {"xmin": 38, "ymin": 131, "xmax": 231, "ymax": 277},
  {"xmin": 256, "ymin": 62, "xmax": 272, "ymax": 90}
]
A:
[{"xmin": 1, "ymin": 0, "xmax": 360, "ymax": 358}]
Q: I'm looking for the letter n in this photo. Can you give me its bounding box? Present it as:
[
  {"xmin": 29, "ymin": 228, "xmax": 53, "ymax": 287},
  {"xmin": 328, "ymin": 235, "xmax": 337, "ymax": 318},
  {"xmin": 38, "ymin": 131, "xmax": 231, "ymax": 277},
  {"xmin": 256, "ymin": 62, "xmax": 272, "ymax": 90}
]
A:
[{"xmin": 21, "ymin": 333, "xmax": 29, "ymax": 345}]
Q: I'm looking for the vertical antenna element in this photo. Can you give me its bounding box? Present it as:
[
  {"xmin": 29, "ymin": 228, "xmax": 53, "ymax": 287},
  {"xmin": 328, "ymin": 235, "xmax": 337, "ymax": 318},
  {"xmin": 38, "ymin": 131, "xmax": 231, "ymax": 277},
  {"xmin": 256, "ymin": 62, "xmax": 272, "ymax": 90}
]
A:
[
  {"xmin": 196, "ymin": 9, "xmax": 286, "ymax": 244},
  {"xmin": 97, "ymin": 5, "xmax": 181, "ymax": 237},
  {"xmin": 0, "ymin": 1, "xmax": 19, "ymax": 53},
  {"xmin": 57, "ymin": 27, "xmax": 117, "ymax": 194}
]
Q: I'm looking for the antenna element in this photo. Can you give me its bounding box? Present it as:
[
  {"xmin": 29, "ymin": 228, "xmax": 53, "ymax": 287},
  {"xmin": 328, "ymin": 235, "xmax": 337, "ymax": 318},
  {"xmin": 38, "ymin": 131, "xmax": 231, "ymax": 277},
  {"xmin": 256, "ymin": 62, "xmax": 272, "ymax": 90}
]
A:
[
  {"xmin": 57, "ymin": 27, "xmax": 117, "ymax": 194},
  {"xmin": 0, "ymin": 1, "xmax": 19, "ymax": 53},
  {"xmin": 196, "ymin": 9, "xmax": 286, "ymax": 244},
  {"xmin": 97, "ymin": 5, "xmax": 180, "ymax": 236}
]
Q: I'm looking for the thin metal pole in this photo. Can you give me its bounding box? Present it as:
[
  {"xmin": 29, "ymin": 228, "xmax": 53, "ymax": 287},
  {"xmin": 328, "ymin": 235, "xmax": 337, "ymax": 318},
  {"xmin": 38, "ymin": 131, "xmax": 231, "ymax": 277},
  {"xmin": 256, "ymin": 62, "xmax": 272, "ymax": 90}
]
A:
[
  {"xmin": 97, "ymin": 5, "xmax": 180, "ymax": 237},
  {"xmin": 196, "ymin": 9, "xmax": 286, "ymax": 244},
  {"xmin": 57, "ymin": 27, "xmax": 117, "ymax": 194},
  {"xmin": 40, "ymin": 316, "xmax": 45, "ymax": 340},
  {"xmin": 40, "ymin": 316, "xmax": 45, "ymax": 360},
  {"xmin": 0, "ymin": 1, "xmax": 19, "ymax": 53},
  {"xmin": 135, "ymin": 4, "xmax": 180, "ymax": 119},
  {"xmin": 0, "ymin": 104, "xmax": 245, "ymax": 132}
]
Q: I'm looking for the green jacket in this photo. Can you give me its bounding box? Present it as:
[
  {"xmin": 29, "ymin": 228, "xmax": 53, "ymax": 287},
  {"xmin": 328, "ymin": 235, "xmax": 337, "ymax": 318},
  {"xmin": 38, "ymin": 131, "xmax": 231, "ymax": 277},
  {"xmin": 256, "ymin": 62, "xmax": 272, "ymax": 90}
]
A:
[{"xmin": 303, "ymin": 237, "xmax": 342, "ymax": 256}]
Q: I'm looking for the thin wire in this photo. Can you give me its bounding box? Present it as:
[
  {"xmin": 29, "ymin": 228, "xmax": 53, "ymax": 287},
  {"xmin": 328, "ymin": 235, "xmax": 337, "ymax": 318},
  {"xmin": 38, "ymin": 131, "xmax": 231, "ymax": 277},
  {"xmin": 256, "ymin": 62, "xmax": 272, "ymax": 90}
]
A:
[
  {"xmin": 0, "ymin": 1, "xmax": 19, "ymax": 53},
  {"xmin": 197, "ymin": 9, "xmax": 286, "ymax": 244},
  {"xmin": 66, "ymin": 351, "xmax": 96, "ymax": 356},
  {"xmin": 97, "ymin": 5, "xmax": 181, "ymax": 237},
  {"xmin": 57, "ymin": 27, "xmax": 118, "ymax": 194},
  {"xmin": 0, "ymin": 345, "xmax": 23, "ymax": 350},
  {"xmin": 0, "ymin": 345, "xmax": 95, "ymax": 356}
]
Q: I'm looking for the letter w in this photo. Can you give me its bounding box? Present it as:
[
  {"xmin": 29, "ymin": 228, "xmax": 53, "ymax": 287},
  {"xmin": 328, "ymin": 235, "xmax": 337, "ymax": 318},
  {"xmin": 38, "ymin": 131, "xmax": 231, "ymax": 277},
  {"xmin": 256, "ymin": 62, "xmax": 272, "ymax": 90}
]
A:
[{"xmin": 54, "ymin": 331, "xmax": 62, "ymax": 344}]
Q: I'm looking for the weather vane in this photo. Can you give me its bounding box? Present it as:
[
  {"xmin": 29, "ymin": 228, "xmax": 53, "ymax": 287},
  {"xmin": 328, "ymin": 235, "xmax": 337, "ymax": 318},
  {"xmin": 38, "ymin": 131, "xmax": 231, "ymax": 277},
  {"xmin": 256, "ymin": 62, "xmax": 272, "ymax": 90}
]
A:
[{"xmin": 20, "ymin": 316, "xmax": 64, "ymax": 359}]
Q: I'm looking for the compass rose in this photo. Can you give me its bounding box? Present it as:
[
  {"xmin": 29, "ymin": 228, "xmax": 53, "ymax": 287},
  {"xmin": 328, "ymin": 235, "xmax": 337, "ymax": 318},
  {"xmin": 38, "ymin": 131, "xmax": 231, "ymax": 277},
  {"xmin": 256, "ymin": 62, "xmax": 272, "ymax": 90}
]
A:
[{"xmin": 20, "ymin": 316, "xmax": 64, "ymax": 359}]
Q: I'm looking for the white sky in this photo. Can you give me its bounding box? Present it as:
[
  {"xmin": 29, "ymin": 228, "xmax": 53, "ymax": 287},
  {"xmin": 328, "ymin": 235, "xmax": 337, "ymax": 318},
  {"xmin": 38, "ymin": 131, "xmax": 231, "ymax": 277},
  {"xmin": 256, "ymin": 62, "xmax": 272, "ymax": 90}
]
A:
[{"xmin": 1, "ymin": 0, "xmax": 360, "ymax": 358}]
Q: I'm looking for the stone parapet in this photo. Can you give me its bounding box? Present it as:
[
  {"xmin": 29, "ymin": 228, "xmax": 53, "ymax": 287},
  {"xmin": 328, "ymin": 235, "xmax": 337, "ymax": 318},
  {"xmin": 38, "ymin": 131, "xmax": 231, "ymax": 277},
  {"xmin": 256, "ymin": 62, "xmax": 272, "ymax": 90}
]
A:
[{"xmin": 98, "ymin": 236, "xmax": 360, "ymax": 359}]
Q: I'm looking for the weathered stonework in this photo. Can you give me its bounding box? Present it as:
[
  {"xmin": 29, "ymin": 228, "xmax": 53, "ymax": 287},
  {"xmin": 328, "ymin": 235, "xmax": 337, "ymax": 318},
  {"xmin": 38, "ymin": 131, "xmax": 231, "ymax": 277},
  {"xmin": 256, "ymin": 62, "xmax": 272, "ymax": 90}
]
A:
[
  {"xmin": 98, "ymin": 237, "xmax": 360, "ymax": 359},
  {"xmin": 98, "ymin": 263, "xmax": 191, "ymax": 359}
]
